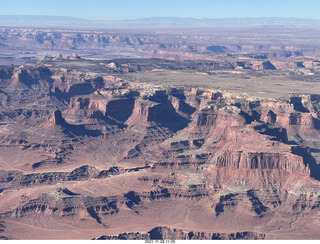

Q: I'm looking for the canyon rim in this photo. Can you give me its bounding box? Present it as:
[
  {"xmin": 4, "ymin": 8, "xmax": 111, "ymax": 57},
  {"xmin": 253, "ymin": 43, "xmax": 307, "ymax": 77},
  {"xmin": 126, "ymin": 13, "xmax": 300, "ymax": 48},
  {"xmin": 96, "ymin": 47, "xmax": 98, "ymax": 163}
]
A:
[{"xmin": 0, "ymin": 15, "xmax": 320, "ymax": 240}]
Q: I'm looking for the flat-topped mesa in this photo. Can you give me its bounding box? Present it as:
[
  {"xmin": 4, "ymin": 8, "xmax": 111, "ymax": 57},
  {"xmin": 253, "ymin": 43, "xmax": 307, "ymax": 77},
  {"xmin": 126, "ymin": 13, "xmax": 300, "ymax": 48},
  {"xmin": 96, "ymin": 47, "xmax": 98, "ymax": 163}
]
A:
[
  {"xmin": 214, "ymin": 150, "xmax": 310, "ymax": 175},
  {"xmin": 65, "ymin": 96, "xmax": 136, "ymax": 125},
  {"xmin": 183, "ymin": 105, "xmax": 245, "ymax": 138},
  {"xmin": 258, "ymin": 96, "xmax": 320, "ymax": 140},
  {"xmin": 126, "ymin": 89, "xmax": 195, "ymax": 132},
  {"xmin": 196, "ymin": 107, "xmax": 244, "ymax": 126}
]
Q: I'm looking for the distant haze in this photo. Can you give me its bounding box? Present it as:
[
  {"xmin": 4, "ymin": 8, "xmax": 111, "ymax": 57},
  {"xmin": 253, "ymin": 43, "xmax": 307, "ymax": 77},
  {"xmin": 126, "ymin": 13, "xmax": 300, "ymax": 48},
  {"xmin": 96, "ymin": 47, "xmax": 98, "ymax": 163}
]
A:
[
  {"xmin": 0, "ymin": 0, "xmax": 320, "ymax": 20},
  {"xmin": 1, "ymin": 16, "xmax": 320, "ymax": 29}
]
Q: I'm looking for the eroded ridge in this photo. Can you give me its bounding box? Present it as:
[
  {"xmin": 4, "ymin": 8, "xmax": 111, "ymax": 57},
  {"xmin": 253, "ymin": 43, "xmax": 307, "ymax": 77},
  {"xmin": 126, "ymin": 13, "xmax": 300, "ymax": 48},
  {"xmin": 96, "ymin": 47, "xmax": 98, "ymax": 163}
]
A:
[{"xmin": 0, "ymin": 59, "xmax": 320, "ymax": 240}]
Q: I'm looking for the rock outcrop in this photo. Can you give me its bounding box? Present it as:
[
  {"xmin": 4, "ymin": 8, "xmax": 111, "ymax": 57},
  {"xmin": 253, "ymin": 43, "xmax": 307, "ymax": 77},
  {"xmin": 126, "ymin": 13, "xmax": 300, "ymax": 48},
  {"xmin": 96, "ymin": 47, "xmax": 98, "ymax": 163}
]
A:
[
  {"xmin": 0, "ymin": 59, "xmax": 320, "ymax": 240},
  {"xmin": 94, "ymin": 226, "xmax": 265, "ymax": 240}
]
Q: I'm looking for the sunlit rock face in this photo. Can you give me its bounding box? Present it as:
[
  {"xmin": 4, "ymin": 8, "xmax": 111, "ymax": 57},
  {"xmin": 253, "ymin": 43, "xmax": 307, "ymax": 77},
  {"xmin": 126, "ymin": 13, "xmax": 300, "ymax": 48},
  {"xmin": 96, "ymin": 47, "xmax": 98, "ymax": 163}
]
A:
[{"xmin": 0, "ymin": 54, "xmax": 320, "ymax": 240}]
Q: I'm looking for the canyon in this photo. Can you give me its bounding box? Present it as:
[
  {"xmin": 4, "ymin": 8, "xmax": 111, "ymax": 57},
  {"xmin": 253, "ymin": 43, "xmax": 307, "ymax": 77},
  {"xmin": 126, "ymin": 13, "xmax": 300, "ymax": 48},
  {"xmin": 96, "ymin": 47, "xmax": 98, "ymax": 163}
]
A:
[{"xmin": 0, "ymin": 22, "xmax": 320, "ymax": 240}]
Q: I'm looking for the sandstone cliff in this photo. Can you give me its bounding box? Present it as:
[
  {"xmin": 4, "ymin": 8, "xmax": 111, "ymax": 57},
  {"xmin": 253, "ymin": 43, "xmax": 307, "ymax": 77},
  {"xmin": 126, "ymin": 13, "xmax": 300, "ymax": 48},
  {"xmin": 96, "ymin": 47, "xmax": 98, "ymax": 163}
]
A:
[{"xmin": 0, "ymin": 60, "xmax": 320, "ymax": 240}]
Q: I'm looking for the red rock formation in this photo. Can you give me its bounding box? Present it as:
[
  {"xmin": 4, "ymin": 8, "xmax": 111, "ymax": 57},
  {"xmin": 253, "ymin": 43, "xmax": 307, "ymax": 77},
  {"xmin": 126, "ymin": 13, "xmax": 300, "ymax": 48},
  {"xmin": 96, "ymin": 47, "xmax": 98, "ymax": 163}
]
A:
[
  {"xmin": 215, "ymin": 150, "xmax": 309, "ymax": 174},
  {"xmin": 0, "ymin": 61, "xmax": 320, "ymax": 240}
]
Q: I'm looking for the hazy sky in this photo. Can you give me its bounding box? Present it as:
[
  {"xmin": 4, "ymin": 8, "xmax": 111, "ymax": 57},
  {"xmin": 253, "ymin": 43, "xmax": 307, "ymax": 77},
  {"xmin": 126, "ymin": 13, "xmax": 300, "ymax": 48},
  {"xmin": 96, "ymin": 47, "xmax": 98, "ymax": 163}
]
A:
[{"xmin": 1, "ymin": 0, "xmax": 320, "ymax": 20}]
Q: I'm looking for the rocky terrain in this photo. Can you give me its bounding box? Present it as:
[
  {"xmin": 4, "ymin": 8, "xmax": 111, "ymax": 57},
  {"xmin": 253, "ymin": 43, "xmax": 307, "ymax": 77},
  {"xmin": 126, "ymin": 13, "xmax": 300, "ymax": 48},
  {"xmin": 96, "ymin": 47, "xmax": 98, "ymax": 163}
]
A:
[
  {"xmin": 0, "ymin": 25, "xmax": 320, "ymax": 240},
  {"xmin": 2, "ymin": 26, "xmax": 320, "ymax": 66}
]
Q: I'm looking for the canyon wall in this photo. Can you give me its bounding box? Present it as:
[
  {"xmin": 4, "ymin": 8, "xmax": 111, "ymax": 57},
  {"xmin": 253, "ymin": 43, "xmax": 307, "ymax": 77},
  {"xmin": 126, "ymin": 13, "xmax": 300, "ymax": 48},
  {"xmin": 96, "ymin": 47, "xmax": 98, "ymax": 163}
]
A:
[{"xmin": 0, "ymin": 60, "xmax": 320, "ymax": 240}]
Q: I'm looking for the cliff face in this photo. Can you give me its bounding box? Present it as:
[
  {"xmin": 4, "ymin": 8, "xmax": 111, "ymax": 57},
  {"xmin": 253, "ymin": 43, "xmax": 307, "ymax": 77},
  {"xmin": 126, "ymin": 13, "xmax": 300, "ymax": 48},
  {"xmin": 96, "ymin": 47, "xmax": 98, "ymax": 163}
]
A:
[
  {"xmin": 0, "ymin": 61, "xmax": 320, "ymax": 240},
  {"xmin": 94, "ymin": 226, "xmax": 266, "ymax": 240}
]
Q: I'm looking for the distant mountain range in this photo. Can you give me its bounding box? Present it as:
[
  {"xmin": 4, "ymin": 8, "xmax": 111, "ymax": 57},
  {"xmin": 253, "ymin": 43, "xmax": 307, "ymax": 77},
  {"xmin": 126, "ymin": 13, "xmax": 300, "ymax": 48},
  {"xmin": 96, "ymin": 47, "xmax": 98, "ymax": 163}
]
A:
[{"xmin": 1, "ymin": 15, "xmax": 320, "ymax": 28}]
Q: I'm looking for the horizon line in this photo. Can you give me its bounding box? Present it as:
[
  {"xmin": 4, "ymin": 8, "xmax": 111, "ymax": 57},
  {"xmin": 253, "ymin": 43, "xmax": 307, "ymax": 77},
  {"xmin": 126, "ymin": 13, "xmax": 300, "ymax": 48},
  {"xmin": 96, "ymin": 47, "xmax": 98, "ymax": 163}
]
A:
[{"xmin": 0, "ymin": 14, "xmax": 320, "ymax": 21}]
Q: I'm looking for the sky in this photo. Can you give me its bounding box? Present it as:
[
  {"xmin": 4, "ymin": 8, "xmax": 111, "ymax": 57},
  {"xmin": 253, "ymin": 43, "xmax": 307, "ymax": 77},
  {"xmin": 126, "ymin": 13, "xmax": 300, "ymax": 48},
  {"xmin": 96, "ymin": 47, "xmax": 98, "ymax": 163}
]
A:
[{"xmin": 0, "ymin": 0, "xmax": 320, "ymax": 20}]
